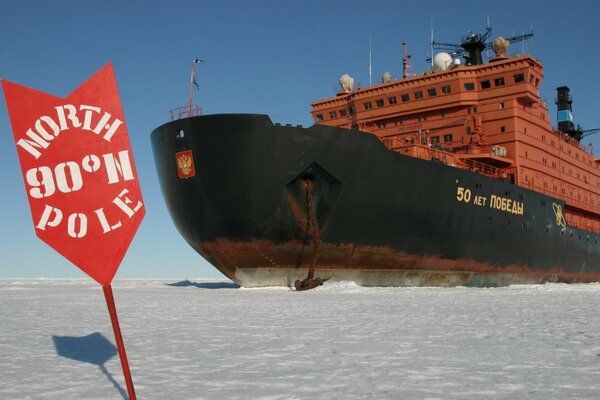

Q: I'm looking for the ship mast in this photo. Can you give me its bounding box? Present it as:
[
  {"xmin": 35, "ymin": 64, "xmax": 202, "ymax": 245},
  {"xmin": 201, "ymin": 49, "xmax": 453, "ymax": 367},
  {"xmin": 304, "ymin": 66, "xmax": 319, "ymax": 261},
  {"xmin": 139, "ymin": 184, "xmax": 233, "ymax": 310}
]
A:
[
  {"xmin": 188, "ymin": 58, "xmax": 203, "ymax": 116},
  {"xmin": 170, "ymin": 58, "xmax": 204, "ymax": 120}
]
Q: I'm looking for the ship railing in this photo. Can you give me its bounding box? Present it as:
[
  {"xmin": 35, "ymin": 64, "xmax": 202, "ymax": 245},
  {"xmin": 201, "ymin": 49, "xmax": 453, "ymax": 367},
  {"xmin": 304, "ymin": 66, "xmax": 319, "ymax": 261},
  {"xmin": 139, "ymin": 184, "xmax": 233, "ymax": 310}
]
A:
[
  {"xmin": 523, "ymin": 182, "xmax": 600, "ymax": 234},
  {"xmin": 551, "ymin": 128, "xmax": 597, "ymax": 157},
  {"xmin": 382, "ymin": 140, "xmax": 462, "ymax": 168},
  {"xmin": 169, "ymin": 105, "xmax": 203, "ymax": 121},
  {"xmin": 459, "ymin": 158, "xmax": 501, "ymax": 177}
]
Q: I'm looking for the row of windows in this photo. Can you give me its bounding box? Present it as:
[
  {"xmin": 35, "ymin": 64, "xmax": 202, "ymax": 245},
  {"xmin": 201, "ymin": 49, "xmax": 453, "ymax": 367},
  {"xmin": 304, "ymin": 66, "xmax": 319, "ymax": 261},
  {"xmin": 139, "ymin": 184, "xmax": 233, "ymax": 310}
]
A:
[
  {"xmin": 316, "ymin": 72, "xmax": 531, "ymax": 121},
  {"xmin": 362, "ymin": 85, "xmax": 454, "ymax": 110},
  {"xmin": 430, "ymin": 134, "xmax": 454, "ymax": 144}
]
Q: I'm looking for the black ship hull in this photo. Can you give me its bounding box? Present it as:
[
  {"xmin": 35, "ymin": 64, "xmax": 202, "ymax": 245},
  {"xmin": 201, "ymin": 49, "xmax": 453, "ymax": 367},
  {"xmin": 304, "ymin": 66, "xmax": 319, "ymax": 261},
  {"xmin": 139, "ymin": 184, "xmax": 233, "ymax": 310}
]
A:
[{"xmin": 151, "ymin": 114, "xmax": 600, "ymax": 287}]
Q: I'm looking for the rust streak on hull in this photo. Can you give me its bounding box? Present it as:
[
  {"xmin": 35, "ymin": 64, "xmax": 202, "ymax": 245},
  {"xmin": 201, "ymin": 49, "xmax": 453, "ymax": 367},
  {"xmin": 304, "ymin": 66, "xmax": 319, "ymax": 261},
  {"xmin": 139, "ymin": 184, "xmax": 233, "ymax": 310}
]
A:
[{"xmin": 201, "ymin": 239, "xmax": 600, "ymax": 287}]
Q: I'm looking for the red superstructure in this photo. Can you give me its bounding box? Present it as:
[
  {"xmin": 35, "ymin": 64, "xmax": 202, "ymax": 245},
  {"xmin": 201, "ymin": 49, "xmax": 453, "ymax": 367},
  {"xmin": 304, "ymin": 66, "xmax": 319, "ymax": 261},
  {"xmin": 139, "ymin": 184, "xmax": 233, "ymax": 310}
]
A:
[{"xmin": 311, "ymin": 37, "xmax": 600, "ymax": 234}]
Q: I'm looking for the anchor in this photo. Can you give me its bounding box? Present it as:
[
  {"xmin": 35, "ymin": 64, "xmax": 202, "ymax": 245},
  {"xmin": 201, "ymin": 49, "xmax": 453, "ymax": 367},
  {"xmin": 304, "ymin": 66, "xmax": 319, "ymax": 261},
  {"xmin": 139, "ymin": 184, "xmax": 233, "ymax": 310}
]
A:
[{"xmin": 284, "ymin": 162, "xmax": 342, "ymax": 291}]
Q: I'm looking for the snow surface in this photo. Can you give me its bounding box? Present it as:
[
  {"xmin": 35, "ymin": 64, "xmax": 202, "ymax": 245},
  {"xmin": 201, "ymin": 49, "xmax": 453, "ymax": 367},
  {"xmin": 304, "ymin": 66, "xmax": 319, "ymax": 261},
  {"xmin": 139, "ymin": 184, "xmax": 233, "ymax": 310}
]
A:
[{"xmin": 2, "ymin": 279, "xmax": 600, "ymax": 399}]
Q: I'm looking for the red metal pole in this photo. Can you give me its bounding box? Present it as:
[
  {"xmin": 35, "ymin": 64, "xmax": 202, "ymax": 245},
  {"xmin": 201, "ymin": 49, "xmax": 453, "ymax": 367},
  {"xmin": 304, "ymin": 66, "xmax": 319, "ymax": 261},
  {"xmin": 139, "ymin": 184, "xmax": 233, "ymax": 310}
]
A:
[{"xmin": 103, "ymin": 284, "xmax": 137, "ymax": 400}]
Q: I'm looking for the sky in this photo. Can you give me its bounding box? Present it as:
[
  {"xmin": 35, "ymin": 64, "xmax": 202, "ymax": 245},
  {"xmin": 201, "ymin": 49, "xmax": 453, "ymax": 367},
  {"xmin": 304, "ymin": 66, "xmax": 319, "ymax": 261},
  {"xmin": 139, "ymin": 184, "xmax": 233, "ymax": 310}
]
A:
[{"xmin": 2, "ymin": 0, "xmax": 600, "ymax": 280}]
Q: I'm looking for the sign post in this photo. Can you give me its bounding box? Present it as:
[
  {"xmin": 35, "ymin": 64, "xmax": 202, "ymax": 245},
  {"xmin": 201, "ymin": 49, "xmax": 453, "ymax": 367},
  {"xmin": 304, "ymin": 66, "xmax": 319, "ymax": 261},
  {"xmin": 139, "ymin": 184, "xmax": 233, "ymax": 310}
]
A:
[{"xmin": 2, "ymin": 63, "xmax": 144, "ymax": 399}]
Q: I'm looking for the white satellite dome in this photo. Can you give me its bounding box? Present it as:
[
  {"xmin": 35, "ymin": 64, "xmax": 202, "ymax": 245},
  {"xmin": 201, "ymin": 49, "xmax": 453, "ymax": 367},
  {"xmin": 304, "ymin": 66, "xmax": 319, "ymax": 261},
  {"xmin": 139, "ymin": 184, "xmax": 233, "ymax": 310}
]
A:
[
  {"xmin": 432, "ymin": 52, "xmax": 452, "ymax": 71},
  {"xmin": 339, "ymin": 74, "xmax": 354, "ymax": 93}
]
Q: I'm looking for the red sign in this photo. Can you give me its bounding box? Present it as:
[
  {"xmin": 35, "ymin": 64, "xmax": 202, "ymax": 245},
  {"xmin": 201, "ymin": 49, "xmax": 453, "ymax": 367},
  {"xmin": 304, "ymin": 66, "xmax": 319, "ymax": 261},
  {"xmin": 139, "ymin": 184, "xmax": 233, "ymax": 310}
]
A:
[
  {"xmin": 175, "ymin": 150, "xmax": 195, "ymax": 179},
  {"xmin": 2, "ymin": 63, "xmax": 145, "ymax": 286}
]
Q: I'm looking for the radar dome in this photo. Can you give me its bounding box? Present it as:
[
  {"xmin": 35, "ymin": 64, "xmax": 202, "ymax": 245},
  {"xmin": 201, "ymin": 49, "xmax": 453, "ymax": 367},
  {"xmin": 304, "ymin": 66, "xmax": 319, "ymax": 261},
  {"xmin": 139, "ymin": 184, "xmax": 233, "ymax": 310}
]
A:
[
  {"xmin": 492, "ymin": 36, "xmax": 510, "ymax": 57},
  {"xmin": 432, "ymin": 52, "xmax": 452, "ymax": 71},
  {"xmin": 382, "ymin": 72, "xmax": 392, "ymax": 83},
  {"xmin": 339, "ymin": 74, "xmax": 354, "ymax": 93}
]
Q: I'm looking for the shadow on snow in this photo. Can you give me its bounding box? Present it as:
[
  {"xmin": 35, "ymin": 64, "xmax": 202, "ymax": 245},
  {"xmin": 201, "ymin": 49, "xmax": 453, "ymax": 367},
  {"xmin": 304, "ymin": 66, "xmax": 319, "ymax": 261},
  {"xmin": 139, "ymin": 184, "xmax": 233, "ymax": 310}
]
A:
[
  {"xmin": 52, "ymin": 332, "xmax": 127, "ymax": 400},
  {"xmin": 165, "ymin": 279, "xmax": 240, "ymax": 289}
]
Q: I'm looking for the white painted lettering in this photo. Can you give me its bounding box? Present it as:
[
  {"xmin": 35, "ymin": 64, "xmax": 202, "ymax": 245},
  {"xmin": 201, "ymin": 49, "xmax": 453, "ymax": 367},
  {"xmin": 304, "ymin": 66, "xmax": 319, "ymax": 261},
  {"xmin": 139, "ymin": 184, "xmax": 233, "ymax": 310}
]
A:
[
  {"xmin": 36, "ymin": 205, "xmax": 62, "ymax": 230},
  {"xmin": 67, "ymin": 213, "xmax": 87, "ymax": 238},
  {"xmin": 112, "ymin": 188, "xmax": 143, "ymax": 218},
  {"xmin": 26, "ymin": 166, "xmax": 55, "ymax": 198},
  {"xmin": 103, "ymin": 151, "xmax": 134, "ymax": 183},
  {"xmin": 94, "ymin": 207, "xmax": 123, "ymax": 233}
]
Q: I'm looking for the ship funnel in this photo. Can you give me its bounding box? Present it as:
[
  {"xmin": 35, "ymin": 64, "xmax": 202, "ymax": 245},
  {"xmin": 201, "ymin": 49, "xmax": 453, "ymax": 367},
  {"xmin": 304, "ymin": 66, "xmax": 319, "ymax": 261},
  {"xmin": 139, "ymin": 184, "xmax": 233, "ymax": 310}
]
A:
[{"xmin": 556, "ymin": 86, "xmax": 583, "ymax": 141}]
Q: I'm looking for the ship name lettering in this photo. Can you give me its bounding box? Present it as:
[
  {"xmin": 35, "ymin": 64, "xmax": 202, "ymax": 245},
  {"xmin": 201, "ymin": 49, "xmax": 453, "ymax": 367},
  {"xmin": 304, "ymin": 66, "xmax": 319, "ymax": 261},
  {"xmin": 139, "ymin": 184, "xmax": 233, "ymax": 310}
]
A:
[
  {"xmin": 473, "ymin": 195, "xmax": 487, "ymax": 206},
  {"xmin": 456, "ymin": 186, "xmax": 472, "ymax": 203},
  {"xmin": 490, "ymin": 194, "xmax": 524, "ymax": 215}
]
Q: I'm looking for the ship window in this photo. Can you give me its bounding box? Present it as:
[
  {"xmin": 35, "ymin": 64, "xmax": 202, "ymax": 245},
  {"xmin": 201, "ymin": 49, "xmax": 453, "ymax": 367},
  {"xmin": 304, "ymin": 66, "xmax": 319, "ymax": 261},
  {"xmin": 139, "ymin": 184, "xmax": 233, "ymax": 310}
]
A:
[
  {"xmin": 339, "ymin": 109, "xmax": 347, "ymax": 117},
  {"xmin": 428, "ymin": 88, "xmax": 437, "ymax": 96},
  {"xmin": 349, "ymin": 106, "xmax": 355, "ymax": 114},
  {"xmin": 500, "ymin": 102, "xmax": 505, "ymax": 109},
  {"xmin": 401, "ymin": 94, "xmax": 410, "ymax": 102},
  {"xmin": 443, "ymin": 134, "xmax": 453, "ymax": 142},
  {"xmin": 494, "ymin": 77, "xmax": 505, "ymax": 86},
  {"xmin": 329, "ymin": 111, "xmax": 337, "ymax": 119},
  {"xmin": 514, "ymin": 73, "xmax": 525, "ymax": 83},
  {"xmin": 414, "ymin": 91, "xmax": 423, "ymax": 99},
  {"xmin": 501, "ymin": 126, "xmax": 506, "ymax": 133},
  {"xmin": 481, "ymin": 80, "xmax": 491, "ymax": 89},
  {"xmin": 464, "ymin": 82, "xmax": 475, "ymax": 91},
  {"xmin": 442, "ymin": 85, "xmax": 452, "ymax": 94},
  {"xmin": 364, "ymin": 102, "xmax": 372, "ymax": 110},
  {"xmin": 376, "ymin": 99, "xmax": 385, "ymax": 107},
  {"xmin": 431, "ymin": 136, "xmax": 440, "ymax": 144},
  {"xmin": 388, "ymin": 96, "xmax": 397, "ymax": 105},
  {"xmin": 316, "ymin": 114, "xmax": 324, "ymax": 121},
  {"xmin": 466, "ymin": 126, "xmax": 471, "ymax": 135}
]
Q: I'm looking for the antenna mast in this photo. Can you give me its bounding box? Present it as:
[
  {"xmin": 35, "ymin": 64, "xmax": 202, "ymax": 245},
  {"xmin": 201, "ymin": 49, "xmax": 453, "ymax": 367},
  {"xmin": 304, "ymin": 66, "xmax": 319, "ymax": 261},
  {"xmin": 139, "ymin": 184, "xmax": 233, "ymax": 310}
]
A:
[
  {"xmin": 402, "ymin": 42, "xmax": 413, "ymax": 79},
  {"xmin": 430, "ymin": 17, "xmax": 434, "ymax": 67},
  {"xmin": 369, "ymin": 33, "xmax": 372, "ymax": 86}
]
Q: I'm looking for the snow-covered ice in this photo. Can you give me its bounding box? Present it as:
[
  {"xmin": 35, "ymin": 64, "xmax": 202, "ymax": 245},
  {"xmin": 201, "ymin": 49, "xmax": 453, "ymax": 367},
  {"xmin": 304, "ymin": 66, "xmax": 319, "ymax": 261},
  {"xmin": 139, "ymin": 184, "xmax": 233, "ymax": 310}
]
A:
[{"xmin": 1, "ymin": 279, "xmax": 600, "ymax": 399}]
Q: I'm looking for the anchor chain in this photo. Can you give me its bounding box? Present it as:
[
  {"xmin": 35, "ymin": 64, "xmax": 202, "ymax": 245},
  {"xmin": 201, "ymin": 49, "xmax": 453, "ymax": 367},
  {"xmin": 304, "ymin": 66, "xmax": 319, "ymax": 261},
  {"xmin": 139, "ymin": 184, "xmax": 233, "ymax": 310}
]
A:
[{"xmin": 295, "ymin": 177, "xmax": 325, "ymax": 291}]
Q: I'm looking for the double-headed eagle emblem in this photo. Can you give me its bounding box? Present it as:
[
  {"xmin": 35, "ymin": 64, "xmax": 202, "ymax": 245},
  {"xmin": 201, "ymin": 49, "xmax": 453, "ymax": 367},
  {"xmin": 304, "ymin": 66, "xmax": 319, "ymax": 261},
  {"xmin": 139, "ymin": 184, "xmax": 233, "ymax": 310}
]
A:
[{"xmin": 175, "ymin": 150, "xmax": 195, "ymax": 178}]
